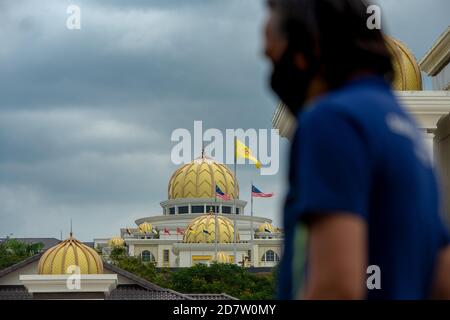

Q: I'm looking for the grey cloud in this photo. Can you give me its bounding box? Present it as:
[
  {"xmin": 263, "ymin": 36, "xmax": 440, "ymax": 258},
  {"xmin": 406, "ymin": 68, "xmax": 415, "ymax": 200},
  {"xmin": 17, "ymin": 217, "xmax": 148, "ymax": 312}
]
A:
[
  {"xmin": 376, "ymin": 0, "xmax": 450, "ymax": 58},
  {"xmin": 0, "ymin": 0, "xmax": 268, "ymax": 110},
  {"xmin": 0, "ymin": 0, "xmax": 279, "ymax": 240}
]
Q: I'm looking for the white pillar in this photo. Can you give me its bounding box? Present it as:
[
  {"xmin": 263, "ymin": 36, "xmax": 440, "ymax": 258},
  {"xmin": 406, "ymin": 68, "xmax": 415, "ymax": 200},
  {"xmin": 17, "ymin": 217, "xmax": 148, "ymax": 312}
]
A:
[{"xmin": 424, "ymin": 130, "xmax": 435, "ymax": 163}]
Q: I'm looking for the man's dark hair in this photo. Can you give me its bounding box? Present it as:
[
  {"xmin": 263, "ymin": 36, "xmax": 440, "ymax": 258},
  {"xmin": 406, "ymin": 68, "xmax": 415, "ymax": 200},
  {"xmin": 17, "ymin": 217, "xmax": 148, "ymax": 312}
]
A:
[{"xmin": 268, "ymin": 0, "xmax": 394, "ymax": 89}]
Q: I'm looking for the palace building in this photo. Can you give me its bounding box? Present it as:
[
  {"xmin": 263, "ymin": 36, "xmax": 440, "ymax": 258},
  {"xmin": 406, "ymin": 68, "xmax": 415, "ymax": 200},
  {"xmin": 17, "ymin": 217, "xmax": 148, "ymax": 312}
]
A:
[{"xmin": 94, "ymin": 154, "xmax": 283, "ymax": 268}]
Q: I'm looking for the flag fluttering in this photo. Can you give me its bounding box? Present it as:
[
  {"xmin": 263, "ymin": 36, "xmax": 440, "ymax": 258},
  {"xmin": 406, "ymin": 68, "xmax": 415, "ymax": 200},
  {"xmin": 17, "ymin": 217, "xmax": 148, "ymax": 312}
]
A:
[
  {"xmin": 164, "ymin": 228, "xmax": 170, "ymax": 235},
  {"xmin": 235, "ymin": 139, "xmax": 261, "ymax": 169},
  {"xmin": 176, "ymin": 227, "xmax": 184, "ymax": 235},
  {"xmin": 252, "ymin": 185, "xmax": 274, "ymax": 198},
  {"xmin": 215, "ymin": 185, "xmax": 231, "ymax": 200}
]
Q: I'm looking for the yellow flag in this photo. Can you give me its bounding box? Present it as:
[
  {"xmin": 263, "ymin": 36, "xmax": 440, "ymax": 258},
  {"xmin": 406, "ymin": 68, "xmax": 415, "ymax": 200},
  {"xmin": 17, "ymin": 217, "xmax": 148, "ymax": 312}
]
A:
[{"xmin": 235, "ymin": 139, "xmax": 261, "ymax": 169}]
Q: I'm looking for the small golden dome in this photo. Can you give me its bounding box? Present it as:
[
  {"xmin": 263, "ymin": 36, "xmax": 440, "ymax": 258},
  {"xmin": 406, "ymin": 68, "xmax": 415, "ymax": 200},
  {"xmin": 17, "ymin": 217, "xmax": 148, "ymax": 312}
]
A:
[
  {"xmin": 385, "ymin": 37, "xmax": 422, "ymax": 91},
  {"xmin": 215, "ymin": 252, "xmax": 230, "ymax": 264},
  {"xmin": 108, "ymin": 237, "xmax": 124, "ymax": 247},
  {"xmin": 183, "ymin": 213, "xmax": 239, "ymax": 243},
  {"xmin": 138, "ymin": 222, "xmax": 153, "ymax": 234},
  {"xmin": 168, "ymin": 155, "xmax": 238, "ymax": 200},
  {"xmin": 38, "ymin": 234, "xmax": 103, "ymax": 275},
  {"xmin": 258, "ymin": 222, "xmax": 276, "ymax": 233}
]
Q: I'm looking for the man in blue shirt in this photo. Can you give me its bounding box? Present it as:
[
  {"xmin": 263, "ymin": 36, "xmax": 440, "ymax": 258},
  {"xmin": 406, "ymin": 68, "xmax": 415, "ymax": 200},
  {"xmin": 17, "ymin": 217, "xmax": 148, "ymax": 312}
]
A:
[{"xmin": 264, "ymin": 0, "xmax": 450, "ymax": 299}]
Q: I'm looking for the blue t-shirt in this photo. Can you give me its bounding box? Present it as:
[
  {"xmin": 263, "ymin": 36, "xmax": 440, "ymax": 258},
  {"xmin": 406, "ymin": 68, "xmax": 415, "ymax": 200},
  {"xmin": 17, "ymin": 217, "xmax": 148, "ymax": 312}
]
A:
[{"xmin": 278, "ymin": 76, "xmax": 450, "ymax": 300}]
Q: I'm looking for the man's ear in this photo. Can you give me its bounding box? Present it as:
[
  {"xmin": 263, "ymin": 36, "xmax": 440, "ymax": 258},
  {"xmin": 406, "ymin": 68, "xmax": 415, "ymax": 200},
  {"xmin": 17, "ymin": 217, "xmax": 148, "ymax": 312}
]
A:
[{"xmin": 293, "ymin": 52, "xmax": 307, "ymax": 70}]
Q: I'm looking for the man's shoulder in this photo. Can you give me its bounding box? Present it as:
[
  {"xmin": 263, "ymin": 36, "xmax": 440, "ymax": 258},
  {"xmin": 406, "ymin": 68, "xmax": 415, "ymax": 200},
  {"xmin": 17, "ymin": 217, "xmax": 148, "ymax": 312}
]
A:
[
  {"xmin": 296, "ymin": 92, "xmax": 356, "ymax": 129},
  {"xmin": 294, "ymin": 99, "xmax": 358, "ymax": 144},
  {"xmin": 298, "ymin": 77, "xmax": 397, "ymax": 129},
  {"xmin": 325, "ymin": 78, "xmax": 393, "ymax": 110}
]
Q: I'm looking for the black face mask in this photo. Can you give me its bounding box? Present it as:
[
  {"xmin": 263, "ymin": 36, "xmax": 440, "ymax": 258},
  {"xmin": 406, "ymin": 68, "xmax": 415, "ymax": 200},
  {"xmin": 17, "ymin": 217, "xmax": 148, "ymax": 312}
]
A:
[{"xmin": 270, "ymin": 49, "xmax": 318, "ymax": 115}]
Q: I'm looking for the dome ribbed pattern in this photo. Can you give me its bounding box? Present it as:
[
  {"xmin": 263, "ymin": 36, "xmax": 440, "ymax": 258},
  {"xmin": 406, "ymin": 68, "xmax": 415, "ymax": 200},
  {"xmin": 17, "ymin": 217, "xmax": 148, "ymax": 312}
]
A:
[
  {"xmin": 138, "ymin": 222, "xmax": 153, "ymax": 234},
  {"xmin": 183, "ymin": 214, "xmax": 239, "ymax": 243},
  {"xmin": 168, "ymin": 156, "xmax": 238, "ymax": 200},
  {"xmin": 38, "ymin": 235, "xmax": 103, "ymax": 275},
  {"xmin": 386, "ymin": 37, "xmax": 423, "ymax": 91},
  {"xmin": 258, "ymin": 222, "xmax": 277, "ymax": 233}
]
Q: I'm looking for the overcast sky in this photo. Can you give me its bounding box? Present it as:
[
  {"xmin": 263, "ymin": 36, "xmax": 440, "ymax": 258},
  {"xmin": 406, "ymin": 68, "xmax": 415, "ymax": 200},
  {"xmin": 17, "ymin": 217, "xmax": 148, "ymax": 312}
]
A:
[{"xmin": 0, "ymin": 0, "xmax": 448, "ymax": 241}]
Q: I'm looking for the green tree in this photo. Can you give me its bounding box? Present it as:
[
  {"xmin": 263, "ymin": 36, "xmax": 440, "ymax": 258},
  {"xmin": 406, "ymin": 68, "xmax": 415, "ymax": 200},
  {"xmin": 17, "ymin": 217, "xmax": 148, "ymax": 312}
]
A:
[
  {"xmin": 0, "ymin": 239, "xmax": 44, "ymax": 270},
  {"xmin": 109, "ymin": 246, "xmax": 127, "ymax": 261},
  {"xmin": 167, "ymin": 263, "xmax": 275, "ymax": 299},
  {"xmin": 110, "ymin": 247, "xmax": 158, "ymax": 280}
]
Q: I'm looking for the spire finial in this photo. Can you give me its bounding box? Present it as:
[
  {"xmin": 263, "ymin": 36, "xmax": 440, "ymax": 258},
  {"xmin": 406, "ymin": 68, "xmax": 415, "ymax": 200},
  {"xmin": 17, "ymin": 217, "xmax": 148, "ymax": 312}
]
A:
[
  {"xmin": 70, "ymin": 219, "xmax": 73, "ymax": 237},
  {"xmin": 201, "ymin": 140, "xmax": 205, "ymax": 158}
]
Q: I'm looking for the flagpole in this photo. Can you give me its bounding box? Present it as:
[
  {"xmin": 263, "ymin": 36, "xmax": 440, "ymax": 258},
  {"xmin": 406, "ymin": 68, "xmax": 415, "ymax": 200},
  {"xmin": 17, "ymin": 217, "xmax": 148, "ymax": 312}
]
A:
[
  {"xmin": 250, "ymin": 181, "xmax": 254, "ymax": 267},
  {"xmin": 233, "ymin": 136, "xmax": 237, "ymax": 265},
  {"xmin": 214, "ymin": 181, "xmax": 218, "ymax": 262}
]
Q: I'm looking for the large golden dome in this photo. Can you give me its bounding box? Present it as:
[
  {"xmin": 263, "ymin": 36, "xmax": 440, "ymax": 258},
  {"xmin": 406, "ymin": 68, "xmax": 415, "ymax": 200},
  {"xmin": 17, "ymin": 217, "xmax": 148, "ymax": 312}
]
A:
[
  {"xmin": 38, "ymin": 234, "xmax": 103, "ymax": 275},
  {"xmin": 386, "ymin": 37, "xmax": 422, "ymax": 91},
  {"xmin": 168, "ymin": 155, "xmax": 238, "ymax": 200},
  {"xmin": 183, "ymin": 213, "xmax": 239, "ymax": 243}
]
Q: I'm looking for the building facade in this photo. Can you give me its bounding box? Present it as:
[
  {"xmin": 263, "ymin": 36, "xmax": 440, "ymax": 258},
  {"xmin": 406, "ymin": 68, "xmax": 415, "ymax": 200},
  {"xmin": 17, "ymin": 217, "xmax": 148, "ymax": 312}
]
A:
[
  {"xmin": 0, "ymin": 235, "xmax": 236, "ymax": 300},
  {"xmin": 94, "ymin": 154, "xmax": 283, "ymax": 268}
]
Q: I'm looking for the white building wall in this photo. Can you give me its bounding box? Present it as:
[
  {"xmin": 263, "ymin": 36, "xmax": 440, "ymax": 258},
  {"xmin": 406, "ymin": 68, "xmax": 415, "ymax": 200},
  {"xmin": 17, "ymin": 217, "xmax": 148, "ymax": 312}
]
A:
[{"xmin": 432, "ymin": 62, "xmax": 450, "ymax": 91}]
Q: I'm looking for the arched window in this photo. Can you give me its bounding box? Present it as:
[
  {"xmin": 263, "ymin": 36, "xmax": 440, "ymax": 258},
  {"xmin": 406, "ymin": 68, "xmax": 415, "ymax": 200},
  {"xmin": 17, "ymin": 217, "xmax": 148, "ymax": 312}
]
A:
[
  {"xmin": 141, "ymin": 250, "xmax": 155, "ymax": 263},
  {"xmin": 261, "ymin": 250, "xmax": 279, "ymax": 262}
]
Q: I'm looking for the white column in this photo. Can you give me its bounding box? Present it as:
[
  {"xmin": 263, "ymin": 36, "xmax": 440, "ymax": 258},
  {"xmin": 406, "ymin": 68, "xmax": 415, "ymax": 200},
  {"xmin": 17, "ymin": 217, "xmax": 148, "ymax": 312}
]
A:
[{"xmin": 424, "ymin": 129, "xmax": 435, "ymax": 163}]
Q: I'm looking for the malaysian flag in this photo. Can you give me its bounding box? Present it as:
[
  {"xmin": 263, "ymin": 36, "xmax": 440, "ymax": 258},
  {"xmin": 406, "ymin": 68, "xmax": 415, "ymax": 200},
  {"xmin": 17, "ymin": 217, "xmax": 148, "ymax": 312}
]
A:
[
  {"xmin": 252, "ymin": 185, "xmax": 274, "ymax": 198},
  {"xmin": 215, "ymin": 185, "xmax": 231, "ymax": 200}
]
